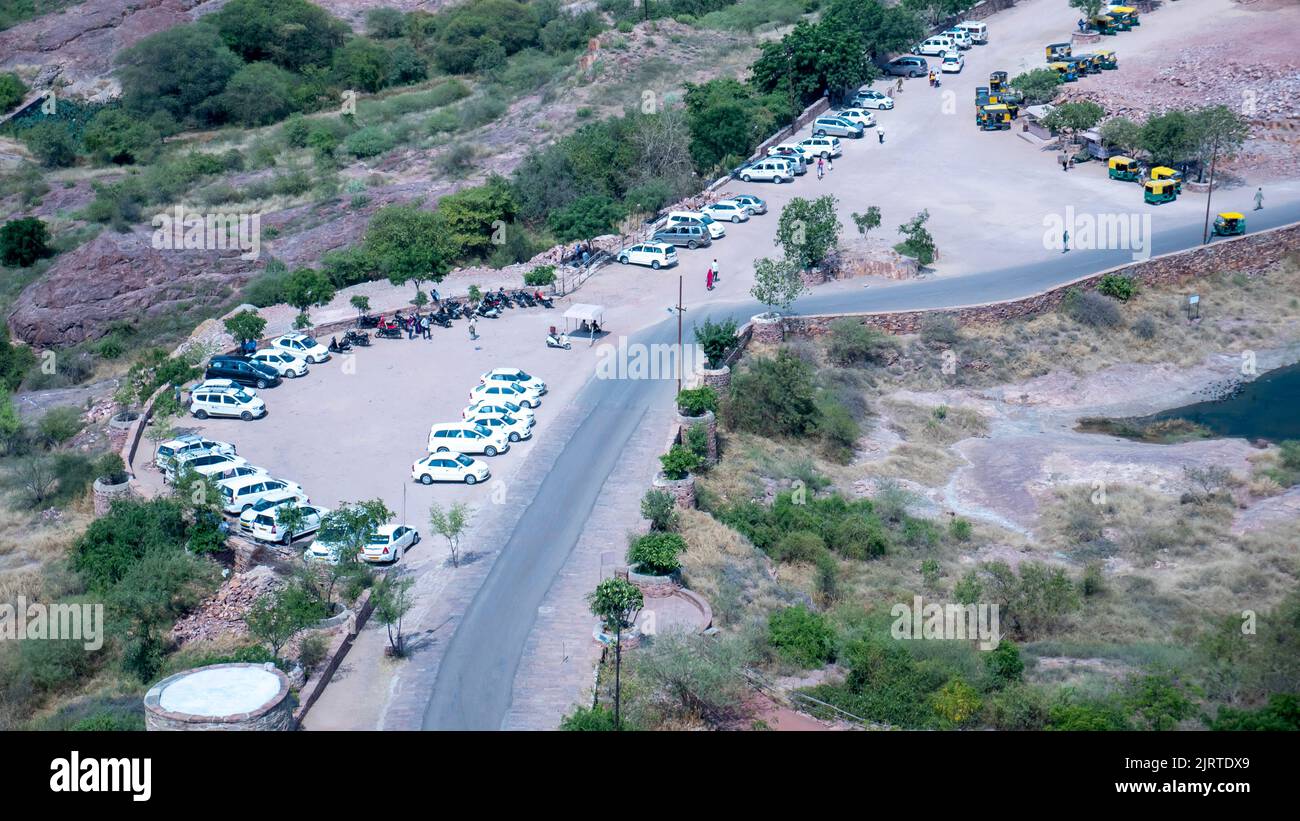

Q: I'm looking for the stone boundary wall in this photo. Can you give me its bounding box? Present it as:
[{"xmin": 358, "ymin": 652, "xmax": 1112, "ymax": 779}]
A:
[
  {"xmin": 293, "ymin": 586, "xmax": 377, "ymax": 726},
  {"xmin": 121, "ymin": 383, "xmax": 169, "ymax": 485},
  {"xmin": 781, "ymin": 221, "xmax": 1300, "ymax": 338}
]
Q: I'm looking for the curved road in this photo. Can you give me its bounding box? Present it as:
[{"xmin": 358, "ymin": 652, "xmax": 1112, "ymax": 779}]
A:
[{"xmin": 422, "ymin": 203, "xmax": 1300, "ymax": 729}]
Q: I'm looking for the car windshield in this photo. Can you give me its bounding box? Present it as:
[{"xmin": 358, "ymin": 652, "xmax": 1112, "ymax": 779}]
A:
[
  {"xmin": 233, "ymin": 392, "xmax": 253, "ymax": 403},
  {"xmin": 455, "ymin": 454, "xmax": 473, "ymax": 466},
  {"xmin": 252, "ymin": 498, "xmax": 285, "ymax": 511}
]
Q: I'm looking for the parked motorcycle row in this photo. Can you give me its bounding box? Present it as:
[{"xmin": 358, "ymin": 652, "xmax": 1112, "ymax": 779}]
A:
[{"xmin": 357, "ymin": 288, "xmax": 556, "ymax": 341}]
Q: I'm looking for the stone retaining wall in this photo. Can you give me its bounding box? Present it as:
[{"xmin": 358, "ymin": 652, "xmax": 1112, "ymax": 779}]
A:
[
  {"xmin": 782, "ymin": 221, "xmax": 1300, "ymax": 338},
  {"xmin": 293, "ymin": 587, "xmax": 376, "ymax": 725}
]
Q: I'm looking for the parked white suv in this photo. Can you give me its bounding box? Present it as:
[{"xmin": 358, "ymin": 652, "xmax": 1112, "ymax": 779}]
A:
[
  {"xmin": 250, "ymin": 349, "xmax": 308, "ymax": 378},
  {"xmin": 167, "ymin": 450, "xmax": 249, "ymax": 483},
  {"xmin": 798, "ymin": 136, "xmax": 841, "ymax": 158},
  {"xmin": 156, "ymin": 435, "xmax": 236, "ymax": 471},
  {"xmin": 216, "ymin": 475, "xmax": 307, "ymax": 514},
  {"xmin": 239, "ymin": 497, "xmax": 328, "ymax": 545},
  {"xmin": 428, "ymin": 422, "xmax": 511, "ymax": 456},
  {"xmin": 738, "ymin": 158, "xmax": 794, "ymax": 184},
  {"xmin": 271, "ymin": 333, "xmax": 330, "ymax": 364},
  {"xmin": 616, "ymin": 242, "xmax": 678, "ymax": 270},
  {"xmin": 411, "ymin": 452, "xmax": 491, "ymax": 485},
  {"xmin": 190, "ymin": 385, "xmax": 266, "ymax": 421},
  {"xmin": 700, "ymin": 200, "xmax": 750, "ymax": 224}
]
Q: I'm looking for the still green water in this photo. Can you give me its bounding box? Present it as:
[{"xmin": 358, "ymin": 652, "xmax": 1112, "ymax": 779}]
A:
[{"xmin": 1148, "ymin": 363, "xmax": 1300, "ymax": 442}]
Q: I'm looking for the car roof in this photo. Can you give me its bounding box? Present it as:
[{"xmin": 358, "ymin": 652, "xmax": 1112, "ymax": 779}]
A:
[{"xmin": 374, "ymin": 523, "xmax": 403, "ymax": 536}]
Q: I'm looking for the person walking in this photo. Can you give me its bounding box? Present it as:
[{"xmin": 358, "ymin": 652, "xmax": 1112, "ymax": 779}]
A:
[
  {"xmin": 1254, "ymin": 187, "xmax": 1264, "ymax": 210},
  {"xmin": 877, "ymin": 125, "xmax": 885, "ymax": 144},
  {"xmin": 1062, "ymin": 229, "xmax": 1070, "ymax": 253},
  {"xmin": 706, "ymin": 267, "xmax": 715, "ymax": 291},
  {"xmin": 421, "ymin": 314, "xmax": 431, "ymax": 339},
  {"xmin": 895, "ymin": 77, "xmax": 903, "ymax": 95},
  {"xmin": 711, "ymin": 258, "xmax": 720, "ymax": 283},
  {"xmin": 468, "ymin": 314, "xmax": 478, "ymax": 341},
  {"xmin": 817, "ymin": 156, "xmax": 825, "ymax": 179}
]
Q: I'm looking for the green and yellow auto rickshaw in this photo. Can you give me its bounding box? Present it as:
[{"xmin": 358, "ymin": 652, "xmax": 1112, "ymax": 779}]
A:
[
  {"xmin": 1108, "ymin": 5, "xmax": 1138, "ymax": 28},
  {"xmin": 1046, "ymin": 42, "xmax": 1072, "ymax": 62},
  {"xmin": 1150, "ymin": 166, "xmax": 1184, "ymax": 193},
  {"xmin": 1090, "ymin": 15, "xmax": 1118, "ymax": 35},
  {"xmin": 1143, "ymin": 179, "xmax": 1178, "ymax": 205},
  {"xmin": 1067, "ymin": 55, "xmax": 1096, "ymax": 76},
  {"xmin": 977, "ymin": 104, "xmax": 1012, "ymax": 131},
  {"xmin": 989, "ymin": 71, "xmax": 1008, "ymax": 92},
  {"xmin": 1095, "ymin": 49, "xmax": 1118, "ymax": 70},
  {"xmin": 1212, "ymin": 212, "xmax": 1246, "ymax": 236},
  {"xmin": 1108, "ymin": 155, "xmax": 1140, "ymax": 182},
  {"xmin": 1049, "ymin": 61, "xmax": 1078, "ymax": 82}
]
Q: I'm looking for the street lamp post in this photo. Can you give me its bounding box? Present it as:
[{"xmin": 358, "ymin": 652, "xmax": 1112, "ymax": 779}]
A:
[
  {"xmin": 1201, "ymin": 142, "xmax": 1220, "ymax": 245},
  {"xmin": 667, "ymin": 276, "xmax": 685, "ymax": 394}
]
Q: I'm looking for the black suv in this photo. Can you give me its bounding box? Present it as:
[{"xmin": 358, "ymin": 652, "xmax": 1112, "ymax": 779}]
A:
[{"xmin": 206, "ymin": 355, "xmax": 281, "ymax": 389}]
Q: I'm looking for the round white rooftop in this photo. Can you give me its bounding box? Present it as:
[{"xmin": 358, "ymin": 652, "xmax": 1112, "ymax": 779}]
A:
[{"xmin": 157, "ymin": 665, "xmax": 283, "ymax": 716}]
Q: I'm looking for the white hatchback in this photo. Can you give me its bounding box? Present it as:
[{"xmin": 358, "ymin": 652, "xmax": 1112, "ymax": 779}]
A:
[
  {"xmin": 480, "ymin": 367, "xmax": 546, "ymax": 395},
  {"xmin": 360, "ymin": 524, "xmax": 420, "ymax": 564},
  {"xmin": 271, "ymin": 333, "xmax": 330, "ymax": 364},
  {"xmin": 250, "ymin": 349, "xmax": 308, "ymax": 378},
  {"xmin": 617, "ymin": 242, "xmax": 678, "ymax": 270},
  {"xmin": 942, "ymin": 51, "xmax": 964, "ymax": 73},
  {"xmin": 700, "ymin": 200, "xmax": 750, "ymax": 224},
  {"xmin": 411, "ymin": 452, "xmax": 491, "ymax": 485}
]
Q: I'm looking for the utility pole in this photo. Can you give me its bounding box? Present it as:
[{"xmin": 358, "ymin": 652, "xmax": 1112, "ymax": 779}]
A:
[
  {"xmin": 676, "ymin": 276, "xmax": 684, "ymax": 394},
  {"xmin": 1201, "ymin": 141, "xmax": 1219, "ymax": 245}
]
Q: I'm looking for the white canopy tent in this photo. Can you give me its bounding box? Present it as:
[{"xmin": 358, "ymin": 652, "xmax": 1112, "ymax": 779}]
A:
[{"xmin": 561, "ymin": 303, "xmax": 606, "ymax": 343}]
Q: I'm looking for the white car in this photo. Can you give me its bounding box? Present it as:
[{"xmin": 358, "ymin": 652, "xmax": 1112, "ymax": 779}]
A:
[
  {"xmin": 666, "ymin": 211, "xmax": 725, "ymax": 240},
  {"xmin": 216, "ymin": 475, "xmax": 307, "ymax": 514},
  {"xmin": 467, "ymin": 413, "xmax": 532, "ymax": 443},
  {"xmin": 156, "ymin": 435, "xmax": 236, "ymax": 470},
  {"xmin": 738, "ymin": 158, "xmax": 794, "ymax": 184},
  {"xmin": 944, "ymin": 28, "xmax": 972, "ymax": 49},
  {"xmin": 729, "ymin": 194, "xmax": 767, "ymax": 215},
  {"xmin": 360, "ymin": 524, "xmax": 420, "ymax": 564},
  {"xmin": 193, "ymin": 379, "xmax": 259, "ymax": 398},
  {"xmin": 480, "ymin": 367, "xmax": 546, "ymax": 395},
  {"xmin": 916, "ymin": 35, "xmax": 956, "ymax": 56},
  {"xmin": 768, "ymin": 142, "xmax": 816, "ymax": 163},
  {"xmin": 411, "ymin": 452, "xmax": 491, "ymax": 485},
  {"xmin": 834, "ymin": 108, "xmax": 877, "ymax": 129},
  {"xmin": 250, "ymin": 349, "xmax": 308, "ymax": 378},
  {"xmin": 462, "ymin": 400, "xmax": 535, "ymax": 425},
  {"xmin": 798, "ymin": 136, "xmax": 841, "ymax": 158},
  {"xmin": 852, "ymin": 89, "xmax": 895, "ymax": 110},
  {"xmin": 271, "ymin": 333, "xmax": 330, "ymax": 364},
  {"xmin": 190, "ymin": 386, "xmax": 266, "ymax": 421},
  {"xmin": 168, "ymin": 450, "xmax": 249, "ymax": 482},
  {"xmin": 941, "ymin": 51, "xmax": 964, "ymax": 73},
  {"xmin": 239, "ymin": 497, "xmax": 328, "ymax": 545},
  {"xmin": 428, "ymin": 422, "xmax": 512, "ymax": 456},
  {"xmin": 617, "ymin": 242, "xmax": 678, "ymax": 270},
  {"xmin": 469, "ymin": 381, "xmax": 542, "ymax": 409},
  {"xmin": 700, "ymin": 200, "xmax": 750, "ymax": 224}
]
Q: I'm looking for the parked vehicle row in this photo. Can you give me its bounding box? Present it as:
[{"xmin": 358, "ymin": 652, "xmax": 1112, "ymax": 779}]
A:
[
  {"xmin": 618, "ymin": 194, "xmax": 769, "ymax": 269},
  {"xmin": 411, "ymin": 368, "xmax": 547, "ymax": 485},
  {"xmin": 192, "ymin": 333, "xmax": 338, "ymax": 421}
]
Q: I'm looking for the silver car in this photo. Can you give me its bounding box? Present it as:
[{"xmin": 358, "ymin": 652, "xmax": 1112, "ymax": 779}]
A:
[{"xmin": 812, "ymin": 116, "xmax": 864, "ymax": 139}]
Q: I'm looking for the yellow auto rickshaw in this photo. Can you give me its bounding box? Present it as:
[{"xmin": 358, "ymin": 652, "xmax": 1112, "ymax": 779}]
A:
[
  {"xmin": 1212, "ymin": 212, "xmax": 1246, "ymax": 237},
  {"xmin": 1144, "ymin": 179, "xmax": 1178, "ymax": 205},
  {"xmin": 1150, "ymin": 166, "xmax": 1184, "ymax": 193},
  {"xmin": 1046, "ymin": 42, "xmax": 1072, "ymax": 62},
  {"xmin": 977, "ymin": 104, "xmax": 1012, "ymax": 131},
  {"xmin": 1108, "ymin": 155, "xmax": 1140, "ymax": 182},
  {"xmin": 989, "ymin": 71, "xmax": 1008, "ymax": 92},
  {"xmin": 1090, "ymin": 15, "xmax": 1118, "ymax": 35},
  {"xmin": 1108, "ymin": 5, "xmax": 1139, "ymax": 27},
  {"xmin": 1096, "ymin": 49, "xmax": 1118, "ymax": 70},
  {"xmin": 1067, "ymin": 55, "xmax": 1096, "ymax": 76},
  {"xmin": 1049, "ymin": 61, "xmax": 1078, "ymax": 82}
]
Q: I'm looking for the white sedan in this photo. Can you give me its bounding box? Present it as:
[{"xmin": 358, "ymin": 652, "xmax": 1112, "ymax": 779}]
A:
[
  {"xmin": 834, "ymin": 108, "xmax": 877, "ymax": 129},
  {"xmin": 852, "ymin": 89, "xmax": 895, "ymax": 110},
  {"xmin": 411, "ymin": 452, "xmax": 491, "ymax": 485},
  {"xmin": 250, "ymin": 349, "xmax": 308, "ymax": 378},
  {"xmin": 467, "ymin": 413, "xmax": 532, "ymax": 443},
  {"xmin": 271, "ymin": 333, "xmax": 330, "ymax": 364},
  {"xmin": 767, "ymin": 142, "xmax": 816, "ymax": 163},
  {"xmin": 700, "ymin": 200, "xmax": 750, "ymax": 224},
  {"xmin": 360, "ymin": 524, "xmax": 420, "ymax": 564},
  {"xmin": 480, "ymin": 367, "xmax": 546, "ymax": 395},
  {"xmin": 469, "ymin": 381, "xmax": 542, "ymax": 409},
  {"xmin": 462, "ymin": 400, "xmax": 535, "ymax": 425}
]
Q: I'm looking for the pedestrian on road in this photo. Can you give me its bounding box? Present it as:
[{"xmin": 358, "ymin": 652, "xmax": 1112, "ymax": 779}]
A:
[
  {"xmin": 878, "ymin": 126, "xmax": 885, "ymax": 144},
  {"xmin": 928, "ymin": 71, "xmax": 935, "ymax": 87},
  {"xmin": 817, "ymin": 156, "xmax": 825, "ymax": 178},
  {"xmin": 706, "ymin": 267, "xmax": 715, "ymax": 291},
  {"xmin": 1060, "ymin": 153, "xmax": 1068, "ymax": 172},
  {"xmin": 421, "ymin": 315, "xmax": 431, "ymax": 339},
  {"xmin": 468, "ymin": 315, "xmax": 478, "ymax": 341},
  {"xmin": 1062, "ymin": 229, "xmax": 1070, "ymax": 253},
  {"xmin": 1255, "ymin": 187, "xmax": 1264, "ymax": 210},
  {"xmin": 712, "ymin": 258, "xmax": 720, "ymax": 283},
  {"xmin": 896, "ymin": 77, "xmax": 903, "ymax": 95}
]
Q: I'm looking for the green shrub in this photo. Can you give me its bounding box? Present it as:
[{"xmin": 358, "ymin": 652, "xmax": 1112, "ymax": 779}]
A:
[
  {"xmin": 684, "ymin": 423, "xmax": 709, "ymax": 463},
  {"xmin": 37, "ymin": 406, "xmax": 84, "ymax": 448},
  {"xmin": 827, "ymin": 319, "xmax": 893, "ymax": 366},
  {"xmin": 984, "ymin": 641, "xmax": 1024, "ymax": 687},
  {"xmin": 829, "ymin": 515, "xmax": 890, "ymax": 560},
  {"xmin": 640, "ymin": 488, "xmax": 678, "ymax": 531},
  {"xmin": 627, "ymin": 531, "xmax": 687, "ymax": 575},
  {"xmin": 772, "ymin": 529, "xmax": 826, "ymax": 563},
  {"xmin": 722, "ymin": 350, "xmax": 819, "ymax": 437},
  {"xmin": 1062, "ymin": 288, "xmax": 1122, "ymax": 328},
  {"xmin": 919, "ymin": 314, "xmax": 960, "ymax": 346},
  {"xmin": 1097, "ymin": 273, "xmax": 1138, "ymax": 301},
  {"xmin": 676, "ymin": 386, "xmax": 718, "ymax": 417},
  {"xmin": 949, "ymin": 518, "xmax": 972, "ymax": 542},
  {"xmin": 768, "ymin": 605, "xmax": 836, "ymax": 668},
  {"xmin": 659, "ymin": 445, "xmax": 700, "ymax": 480},
  {"xmin": 1131, "ymin": 314, "xmax": 1157, "ymax": 340},
  {"xmin": 560, "ymin": 705, "xmax": 619, "ymax": 730},
  {"xmin": 523, "ymin": 265, "xmax": 556, "ymax": 287},
  {"xmin": 0, "ymin": 217, "xmax": 53, "ymax": 267},
  {"xmin": 693, "ymin": 317, "xmax": 738, "ymax": 369},
  {"xmin": 0, "ymin": 72, "xmax": 27, "ymax": 113},
  {"xmin": 343, "ymin": 126, "xmax": 394, "ymax": 157}
]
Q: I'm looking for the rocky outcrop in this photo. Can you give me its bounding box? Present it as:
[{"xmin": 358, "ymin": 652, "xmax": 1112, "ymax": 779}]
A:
[
  {"xmin": 7, "ymin": 230, "xmax": 259, "ymax": 347},
  {"xmin": 169, "ymin": 565, "xmax": 283, "ymax": 646}
]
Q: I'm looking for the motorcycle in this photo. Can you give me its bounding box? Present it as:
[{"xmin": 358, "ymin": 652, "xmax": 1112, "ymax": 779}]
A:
[
  {"xmin": 516, "ymin": 290, "xmax": 536, "ymax": 307},
  {"xmin": 430, "ymin": 310, "xmax": 452, "ymax": 328},
  {"xmin": 375, "ymin": 321, "xmax": 402, "ymax": 339},
  {"xmin": 535, "ymin": 291, "xmax": 554, "ymax": 309},
  {"xmin": 476, "ymin": 302, "xmax": 500, "ymax": 319},
  {"xmin": 546, "ymin": 330, "xmax": 572, "ymax": 350},
  {"xmin": 344, "ymin": 329, "xmax": 370, "ymax": 347},
  {"xmin": 357, "ymin": 314, "xmax": 380, "ymax": 329},
  {"xmin": 445, "ymin": 300, "xmax": 464, "ymax": 320},
  {"xmin": 327, "ymin": 336, "xmax": 352, "ymax": 354}
]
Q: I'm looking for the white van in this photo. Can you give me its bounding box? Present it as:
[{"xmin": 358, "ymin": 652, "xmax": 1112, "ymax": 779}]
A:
[
  {"xmin": 943, "ymin": 27, "xmax": 972, "ymax": 49},
  {"xmin": 916, "ymin": 35, "xmax": 955, "ymax": 56},
  {"xmin": 216, "ymin": 475, "xmax": 307, "ymax": 514},
  {"xmin": 957, "ymin": 21, "xmax": 988, "ymax": 45},
  {"xmin": 427, "ymin": 422, "xmax": 511, "ymax": 457},
  {"xmin": 667, "ymin": 211, "xmax": 726, "ymax": 240}
]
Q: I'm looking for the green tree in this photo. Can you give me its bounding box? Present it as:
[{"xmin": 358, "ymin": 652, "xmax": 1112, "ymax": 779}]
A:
[
  {"xmin": 115, "ymin": 25, "xmax": 242, "ymax": 125},
  {"xmin": 0, "ymin": 72, "xmax": 28, "ymax": 113},
  {"xmin": 933, "ymin": 678, "xmax": 982, "ymax": 726},
  {"xmin": 437, "ymin": 176, "xmax": 519, "ymax": 259},
  {"xmin": 211, "ymin": 0, "xmax": 350, "ymax": 72},
  {"xmin": 1140, "ymin": 109, "xmax": 1196, "ymax": 167},
  {"xmin": 683, "ymin": 79, "xmax": 762, "ymax": 172},
  {"xmin": 247, "ymin": 585, "xmax": 325, "ymax": 660},
  {"xmin": 1100, "ymin": 116, "xmax": 1143, "ymax": 157},
  {"xmin": 822, "ymin": 0, "xmax": 925, "ymax": 60},
  {"xmin": 750, "ymin": 257, "xmax": 805, "ymax": 316},
  {"xmin": 547, "ymin": 195, "xmax": 624, "ymax": 243},
  {"xmin": 640, "ymin": 488, "xmax": 679, "ymax": 532},
  {"xmin": 218, "ymin": 62, "xmax": 299, "ymax": 126},
  {"xmin": 1041, "ymin": 100, "xmax": 1104, "ymax": 145},
  {"xmin": 1187, "ymin": 105, "xmax": 1250, "ymax": 182},
  {"xmin": 896, "ymin": 209, "xmax": 937, "ymax": 266},
  {"xmin": 775, "ymin": 195, "xmax": 841, "ymax": 270},
  {"xmin": 282, "ymin": 267, "xmax": 336, "ymax": 328},
  {"xmin": 317, "ymin": 499, "xmax": 394, "ymax": 566},
  {"xmin": 350, "ymin": 294, "xmax": 371, "ymax": 321},
  {"xmin": 693, "ymin": 317, "xmax": 739, "ymax": 369},
  {"xmin": 851, "ymin": 206, "xmax": 882, "ymax": 237},
  {"xmin": 0, "ymin": 386, "xmax": 22, "ymax": 455},
  {"xmin": 768, "ymin": 605, "xmax": 836, "ymax": 668},
  {"xmin": 83, "ymin": 109, "xmax": 160, "ymax": 165},
  {"xmin": 1070, "ymin": 0, "xmax": 1105, "ymax": 21},
  {"xmin": 372, "ymin": 570, "xmax": 416, "ymax": 656},
  {"xmin": 223, "ymin": 309, "xmax": 267, "ymax": 346},
  {"xmin": 984, "ymin": 641, "xmax": 1025, "ymax": 687},
  {"xmin": 363, "ymin": 205, "xmax": 454, "ymax": 297},
  {"xmin": 21, "ymin": 121, "xmax": 78, "ymax": 168},
  {"xmin": 627, "ymin": 532, "xmax": 687, "ymax": 575},
  {"xmin": 0, "ymin": 217, "xmax": 53, "ymax": 267},
  {"xmin": 588, "ymin": 577, "xmax": 644, "ymax": 730},
  {"xmin": 333, "ymin": 37, "xmax": 393, "ymax": 93},
  {"xmin": 751, "ymin": 21, "xmax": 876, "ymax": 108},
  {"xmin": 1009, "ymin": 68, "xmax": 1063, "ymax": 105},
  {"xmin": 428, "ymin": 501, "xmax": 470, "ymax": 568}
]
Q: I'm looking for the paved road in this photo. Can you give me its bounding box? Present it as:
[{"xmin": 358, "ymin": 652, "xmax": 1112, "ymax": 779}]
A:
[{"xmin": 421, "ymin": 200, "xmax": 1300, "ymax": 729}]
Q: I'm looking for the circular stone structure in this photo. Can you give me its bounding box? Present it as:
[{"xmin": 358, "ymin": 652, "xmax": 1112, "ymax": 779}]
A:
[{"xmin": 144, "ymin": 662, "xmax": 293, "ymax": 731}]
